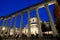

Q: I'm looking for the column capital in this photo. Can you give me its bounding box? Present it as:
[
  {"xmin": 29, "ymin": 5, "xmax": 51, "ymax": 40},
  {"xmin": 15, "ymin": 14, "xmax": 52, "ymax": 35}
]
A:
[
  {"xmin": 4, "ymin": 18, "xmax": 7, "ymax": 21},
  {"xmin": 12, "ymin": 15, "xmax": 16, "ymax": 18},
  {"xmin": 8, "ymin": 17, "xmax": 12, "ymax": 19},
  {"xmin": 44, "ymin": 3, "xmax": 48, "ymax": 7}
]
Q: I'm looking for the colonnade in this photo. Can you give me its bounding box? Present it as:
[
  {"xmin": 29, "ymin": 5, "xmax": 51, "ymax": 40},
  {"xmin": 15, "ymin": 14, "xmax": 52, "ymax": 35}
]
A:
[{"xmin": 0, "ymin": 0, "xmax": 59, "ymax": 38}]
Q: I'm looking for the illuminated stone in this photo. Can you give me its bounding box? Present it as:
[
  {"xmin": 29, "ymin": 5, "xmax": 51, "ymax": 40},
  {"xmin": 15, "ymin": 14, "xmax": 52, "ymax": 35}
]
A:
[
  {"xmin": 2, "ymin": 27, "xmax": 6, "ymax": 31},
  {"xmin": 10, "ymin": 28, "xmax": 14, "ymax": 35}
]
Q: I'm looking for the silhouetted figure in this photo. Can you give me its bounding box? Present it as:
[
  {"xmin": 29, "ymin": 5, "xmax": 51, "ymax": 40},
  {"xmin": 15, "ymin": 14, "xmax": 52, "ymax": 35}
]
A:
[
  {"xmin": 5, "ymin": 32, "xmax": 7, "ymax": 34},
  {"xmin": 31, "ymin": 34, "xmax": 35, "ymax": 39},
  {"xmin": 41, "ymin": 23, "xmax": 46, "ymax": 32},
  {"xmin": 35, "ymin": 34, "xmax": 39, "ymax": 38},
  {"xmin": 0, "ymin": 36, "xmax": 2, "ymax": 40},
  {"xmin": 22, "ymin": 34, "xmax": 27, "ymax": 38},
  {"xmin": 15, "ymin": 34, "xmax": 19, "ymax": 39}
]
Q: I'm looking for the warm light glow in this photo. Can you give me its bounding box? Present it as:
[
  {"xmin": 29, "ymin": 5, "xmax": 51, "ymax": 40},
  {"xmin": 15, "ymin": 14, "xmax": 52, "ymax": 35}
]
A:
[
  {"xmin": 30, "ymin": 24, "xmax": 38, "ymax": 35},
  {"xmin": 2, "ymin": 27, "xmax": 6, "ymax": 31},
  {"xmin": 10, "ymin": 29, "xmax": 14, "ymax": 35},
  {"xmin": 22, "ymin": 28, "xmax": 28, "ymax": 35},
  {"xmin": 22, "ymin": 24, "xmax": 39, "ymax": 36},
  {"xmin": 31, "ymin": 27, "xmax": 38, "ymax": 35},
  {"xmin": 15, "ymin": 28, "xmax": 20, "ymax": 34},
  {"xmin": 22, "ymin": 17, "xmax": 41, "ymax": 36},
  {"xmin": 10, "ymin": 32, "xmax": 14, "ymax": 35},
  {"xmin": 43, "ymin": 31, "xmax": 53, "ymax": 34}
]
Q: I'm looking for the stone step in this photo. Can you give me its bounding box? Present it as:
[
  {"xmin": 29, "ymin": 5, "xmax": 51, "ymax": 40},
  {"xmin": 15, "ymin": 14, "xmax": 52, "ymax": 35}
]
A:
[{"xmin": 2, "ymin": 37, "xmax": 58, "ymax": 40}]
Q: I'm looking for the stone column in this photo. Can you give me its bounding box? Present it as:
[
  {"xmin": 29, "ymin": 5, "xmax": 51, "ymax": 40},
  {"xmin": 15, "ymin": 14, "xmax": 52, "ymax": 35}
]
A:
[
  {"xmin": 44, "ymin": 4, "xmax": 59, "ymax": 37},
  {"xmin": 35, "ymin": 8, "xmax": 43, "ymax": 37},
  {"xmin": 5, "ymin": 18, "xmax": 8, "ymax": 28},
  {"xmin": 20, "ymin": 14, "xmax": 23, "ymax": 37},
  {"xmin": 2, "ymin": 18, "xmax": 5, "ymax": 36},
  {"xmin": 28, "ymin": 10, "xmax": 31, "ymax": 37},
  {"xmin": 13, "ymin": 15, "xmax": 17, "ymax": 37},
  {"xmin": 4, "ymin": 18, "xmax": 8, "ymax": 37},
  {"xmin": 2, "ymin": 18, "xmax": 4, "ymax": 28},
  {"xmin": 9, "ymin": 17, "xmax": 12, "ymax": 36},
  {"xmin": 0, "ymin": 18, "xmax": 2, "ymax": 35},
  {"xmin": 0, "ymin": 18, "xmax": 1, "ymax": 34}
]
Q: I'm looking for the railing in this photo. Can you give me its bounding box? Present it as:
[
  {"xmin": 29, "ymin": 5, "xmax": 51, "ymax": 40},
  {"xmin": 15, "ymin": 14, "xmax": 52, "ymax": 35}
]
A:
[{"xmin": 0, "ymin": 0, "xmax": 59, "ymax": 39}]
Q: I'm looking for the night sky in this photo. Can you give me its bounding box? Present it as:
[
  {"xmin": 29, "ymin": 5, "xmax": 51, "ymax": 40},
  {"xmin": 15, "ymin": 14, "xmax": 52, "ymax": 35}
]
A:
[{"xmin": 0, "ymin": 0, "xmax": 55, "ymax": 28}]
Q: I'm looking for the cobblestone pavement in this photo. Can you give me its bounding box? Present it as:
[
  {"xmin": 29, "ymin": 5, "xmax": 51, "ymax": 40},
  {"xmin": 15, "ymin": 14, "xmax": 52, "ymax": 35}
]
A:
[{"xmin": 1, "ymin": 36, "xmax": 59, "ymax": 40}]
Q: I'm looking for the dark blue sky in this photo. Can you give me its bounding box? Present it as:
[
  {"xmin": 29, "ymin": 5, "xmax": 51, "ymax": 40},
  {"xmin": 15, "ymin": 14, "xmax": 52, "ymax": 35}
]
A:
[
  {"xmin": 0, "ymin": 0, "xmax": 43, "ymax": 16},
  {"xmin": 0, "ymin": 0, "xmax": 55, "ymax": 28}
]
